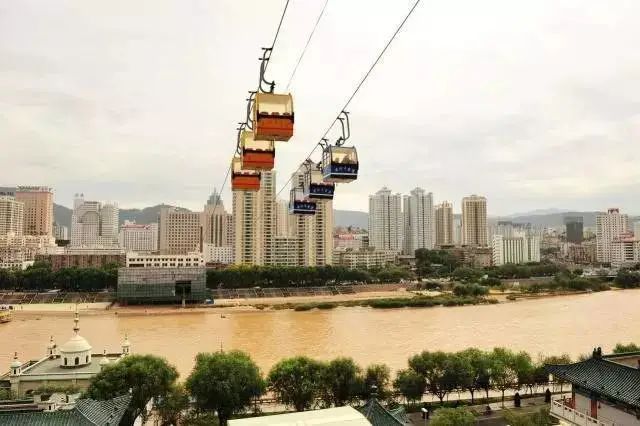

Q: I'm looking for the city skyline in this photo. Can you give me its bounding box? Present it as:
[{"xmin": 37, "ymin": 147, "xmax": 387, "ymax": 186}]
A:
[{"xmin": 2, "ymin": 1, "xmax": 640, "ymax": 214}]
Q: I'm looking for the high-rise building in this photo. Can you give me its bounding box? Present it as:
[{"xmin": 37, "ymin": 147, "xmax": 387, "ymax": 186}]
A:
[
  {"xmin": 158, "ymin": 207, "xmax": 201, "ymax": 255},
  {"xmin": 368, "ymin": 187, "xmax": 403, "ymax": 252},
  {"xmin": 402, "ymin": 188, "xmax": 435, "ymax": 255},
  {"xmin": 610, "ymin": 232, "xmax": 640, "ymax": 269},
  {"xmin": 492, "ymin": 232, "xmax": 540, "ymax": 266},
  {"xmin": 70, "ymin": 194, "xmax": 119, "ymax": 248},
  {"xmin": 201, "ymin": 189, "xmax": 231, "ymax": 247},
  {"xmin": 15, "ymin": 186, "xmax": 53, "ymax": 237},
  {"xmin": 633, "ymin": 222, "xmax": 640, "ymax": 239},
  {"xmin": 272, "ymin": 235, "xmax": 299, "ymax": 267},
  {"xmin": 118, "ymin": 221, "xmax": 158, "ymax": 252},
  {"xmin": 53, "ymin": 223, "xmax": 69, "ymax": 240},
  {"xmin": 596, "ymin": 208, "xmax": 630, "ymax": 264},
  {"xmin": 435, "ymin": 201, "xmax": 454, "ymax": 247},
  {"xmin": 290, "ymin": 166, "xmax": 333, "ymax": 266},
  {"xmin": 453, "ymin": 215, "xmax": 462, "ymax": 246},
  {"xmin": 232, "ymin": 171, "xmax": 276, "ymax": 265},
  {"xmin": 275, "ymin": 199, "xmax": 295, "ymax": 237},
  {"xmin": 461, "ymin": 195, "xmax": 488, "ymax": 247},
  {"xmin": 0, "ymin": 196, "xmax": 24, "ymax": 237},
  {"xmin": 564, "ymin": 216, "xmax": 584, "ymax": 244}
]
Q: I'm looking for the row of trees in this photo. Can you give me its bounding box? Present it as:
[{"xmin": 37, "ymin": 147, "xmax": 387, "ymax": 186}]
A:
[
  {"xmin": 85, "ymin": 344, "xmax": 602, "ymax": 426},
  {"xmin": 615, "ymin": 268, "xmax": 640, "ymax": 288},
  {"xmin": 0, "ymin": 261, "xmax": 118, "ymax": 291},
  {"xmin": 205, "ymin": 265, "xmax": 412, "ymax": 289}
]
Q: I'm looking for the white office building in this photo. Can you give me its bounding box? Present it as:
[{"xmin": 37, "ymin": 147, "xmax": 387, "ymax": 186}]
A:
[
  {"xmin": 53, "ymin": 223, "xmax": 69, "ymax": 240},
  {"xmin": 202, "ymin": 243, "xmax": 234, "ymax": 265},
  {"xmin": 596, "ymin": 208, "xmax": 630, "ymax": 264},
  {"xmin": 402, "ymin": 188, "xmax": 435, "ymax": 255},
  {"xmin": 492, "ymin": 232, "xmax": 541, "ymax": 266},
  {"xmin": 0, "ymin": 196, "xmax": 24, "ymax": 237},
  {"xmin": 70, "ymin": 194, "xmax": 119, "ymax": 248},
  {"xmin": 368, "ymin": 188, "xmax": 403, "ymax": 252},
  {"xmin": 118, "ymin": 221, "xmax": 158, "ymax": 252}
]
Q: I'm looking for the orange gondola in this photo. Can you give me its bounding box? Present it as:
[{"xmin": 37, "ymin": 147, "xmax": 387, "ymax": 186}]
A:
[
  {"xmin": 253, "ymin": 93, "xmax": 294, "ymax": 141},
  {"xmin": 241, "ymin": 131, "xmax": 275, "ymax": 171},
  {"xmin": 231, "ymin": 157, "xmax": 261, "ymax": 191}
]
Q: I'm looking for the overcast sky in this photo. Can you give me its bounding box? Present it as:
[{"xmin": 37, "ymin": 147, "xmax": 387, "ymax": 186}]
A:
[{"xmin": 2, "ymin": 0, "xmax": 639, "ymax": 215}]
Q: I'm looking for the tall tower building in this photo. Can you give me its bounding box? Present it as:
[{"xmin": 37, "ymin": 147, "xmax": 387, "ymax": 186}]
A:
[
  {"xmin": 232, "ymin": 171, "xmax": 276, "ymax": 265},
  {"xmin": 0, "ymin": 196, "xmax": 24, "ymax": 237},
  {"xmin": 290, "ymin": 167, "xmax": 333, "ymax": 266},
  {"xmin": 596, "ymin": 208, "xmax": 629, "ymax": 263},
  {"xmin": 275, "ymin": 199, "xmax": 295, "ymax": 237},
  {"xmin": 201, "ymin": 189, "xmax": 230, "ymax": 247},
  {"xmin": 368, "ymin": 187, "xmax": 403, "ymax": 252},
  {"xmin": 402, "ymin": 188, "xmax": 435, "ymax": 255},
  {"xmin": 158, "ymin": 207, "xmax": 202, "ymax": 254},
  {"xmin": 461, "ymin": 195, "xmax": 488, "ymax": 247},
  {"xmin": 435, "ymin": 201, "xmax": 454, "ymax": 247},
  {"xmin": 564, "ymin": 216, "xmax": 584, "ymax": 244},
  {"xmin": 70, "ymin": 195, "xmax": 119, "ymax": 247},
  {"xmin": 15, "ymin": 186, "xmax": 53, "ymax": 237}
]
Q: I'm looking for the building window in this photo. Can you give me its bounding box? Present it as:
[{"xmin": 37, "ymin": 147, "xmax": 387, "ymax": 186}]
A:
[
  {"xmin": 64, "ymin": 358, "xmax": 68, "ymax": 366},
  {"xmin": 86, "ymin": 355, "xmax": 89, "ymax": 363},
  {"xmin": 75, "ymin": 357, "xmax": 79, "ymax": 365}
]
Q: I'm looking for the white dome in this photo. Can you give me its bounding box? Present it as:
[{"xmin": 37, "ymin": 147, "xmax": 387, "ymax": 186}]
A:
[
  {"xmin": 10, "ymin": 357, "xmax": 21, "ymax": 369},
  {"xmin": 59, "ymin": 334, "xmax": 92, "ymax": 354}
]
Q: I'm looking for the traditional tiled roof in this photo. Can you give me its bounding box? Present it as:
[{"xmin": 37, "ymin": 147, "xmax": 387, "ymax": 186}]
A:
[
  {"xmin": 359, "ymin": 397, "xmax": 407, "ymax": 425},
  {"xmin": 546, "ymin": 357, "xmax": 640, "ymax": 408},
  {"xmin": 0, "ymin": 394, "xmax": 131, "ymax": 425}
]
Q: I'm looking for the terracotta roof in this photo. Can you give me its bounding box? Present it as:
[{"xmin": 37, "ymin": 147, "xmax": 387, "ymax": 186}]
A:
[
  {"xmin": 546, "ymin": 357, "xmax": 640, "ymax": 408},
  {"xmin": 0, "ymin": 394, "xmax": 131, "ymax": 425}
]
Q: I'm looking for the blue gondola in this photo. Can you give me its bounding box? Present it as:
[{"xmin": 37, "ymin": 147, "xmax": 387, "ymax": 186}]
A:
[
  {"xmin": 289, "ymin": 188, "xmax": 317, "ymax": 215},
  {"xmin": 304, "ymin": 167, "xmax": 335, "ymax": 200},
  {"xmin": 321, "ymin": 145, "xmax": 359, "ymax": 183}
]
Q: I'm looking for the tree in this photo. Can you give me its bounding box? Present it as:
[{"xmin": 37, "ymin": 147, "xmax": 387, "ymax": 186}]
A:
[
  {"xmin": 512, "ymin": 351, "xmax": 535, "ymax": 394},
  {"xmin": 408, "ymin": 351, "xmax": 458, "ymax": 404},
  {"xmin": 186, "ymin": 351, "xmax": 265, "ymax": 425},
  {"xmin": 393, "ymin": 369, "xmax": 426, "ymax": 404},
  {"xmin": 85, "ymin": 354, "xmax": 179, "ymax": 426},
  {"xmin": 360, "ymin": 363, "xmax": 391, "ymax": 400},
  {"xmin": 488, "ymin": 348, "xmax": 519, "ymax": 407},
  {"xmin": 613, "ymin": 343, "xmax": 640, "ymax": 354},
  {"xmin": 614, "ymin": 269, "xmax": 640, "ymax": 288},
  {"xmin": 155, "ymin": 383, "xmax": 189, "ymax": 426},
  {"xmin": 430, "ymin": 407, "xmax": 475, "ymax": 426},
  {"xmin": 267, "ymin": 356, "xmax": 325, "ymax": 412},
  {"xmin": 456, "ymin": 348, "xmax": 490, "ymax": 404},
  {"xmin": 321, "ymin": 357, "xmax": 361, "ymax": 407},
  {"xmin": 537, "ymin": 354, "xmax": 571, "ymax": 392}
]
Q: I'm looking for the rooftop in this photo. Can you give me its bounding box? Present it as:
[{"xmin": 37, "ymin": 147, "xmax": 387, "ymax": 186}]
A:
[
  {"xmin": 229, "ymin": 406, "xmax": 371, "ymax": 425},
  {"xmin": 546, "ymin": 351, "xmax": 640, "ymax": 409},
  {"xmin": 20, "ymin": 354, "xmax": 121, "ymax": 377},
  {"xmin": 0, "ymin": 394, "xmax": 131, "ymax": 426}
]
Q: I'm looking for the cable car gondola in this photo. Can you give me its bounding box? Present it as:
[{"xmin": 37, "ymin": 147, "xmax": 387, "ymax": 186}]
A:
[
  {"xmin": 231, "ymin": 157, "xmax": 261, "ymax": 191},
  {"xmin": 303, "ymin": 162, "xmax": 335, "ymax": 200},
  {"xmin": 289, "ymin": 187, "xmax": 316, "ymax": 215},
  {"xmin": 321, "ymin": 145, "xmax": 359, "ymax": 183},
  {"xmin": 253, "ymin": 92, "xmax": 294, "ymax": 141},
  {"xmin": 240, "ymin": 130, "xmax": 275, "ymax": 171}
]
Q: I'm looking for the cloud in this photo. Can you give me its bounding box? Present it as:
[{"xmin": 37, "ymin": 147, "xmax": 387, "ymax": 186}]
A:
[{"xmin": 1, "ymin": 0, "xmax": 640, "ymax": 215}]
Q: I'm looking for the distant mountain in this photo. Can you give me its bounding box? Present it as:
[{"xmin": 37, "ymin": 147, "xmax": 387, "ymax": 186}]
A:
[
  {"xmin": 334, "ymin": 210, "xmax": 368, "ymax": 229},
  {"xmin": 505, "ymin": 208, "xmax": 570, "ymax": 217},
  {"xmin": 493, "ymin": 211, "xmax": 602, "ymax": 228},
  {"xmin": 53, "ymin": 203, "xmax": 190, "ymax": 229}
]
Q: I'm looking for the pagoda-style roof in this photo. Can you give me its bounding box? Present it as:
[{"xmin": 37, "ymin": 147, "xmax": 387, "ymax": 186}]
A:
[
  {"xmin": 0, "ymin": 394, "xmax": 131, "ymax": 425},
  {"xmin": 546, "ymin": 356, "xmax": 640, "ymax": 409},
  {"xmin": 359, "ymin": 397, "xmax": 407, "ymax": 425}
]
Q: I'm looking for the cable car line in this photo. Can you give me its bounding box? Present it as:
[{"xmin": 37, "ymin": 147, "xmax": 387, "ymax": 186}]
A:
[
  {"xmin": 285, "ymin": 0, "xmax": 330, "ymax": 91},
  {"xmin": 273, "ymin": 0, "xmax": 423, "ymax": 202}
]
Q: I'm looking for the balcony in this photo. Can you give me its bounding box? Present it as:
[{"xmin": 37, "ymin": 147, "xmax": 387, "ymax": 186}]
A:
[{"xmin": 550, "ymin": 397, "xmax": 613, "ymax": 426}]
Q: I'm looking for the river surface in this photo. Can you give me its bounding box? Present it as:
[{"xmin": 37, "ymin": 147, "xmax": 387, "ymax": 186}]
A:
[{"xmin": 1, "ymin": 290, "xmax": 639, "ymax": 378}]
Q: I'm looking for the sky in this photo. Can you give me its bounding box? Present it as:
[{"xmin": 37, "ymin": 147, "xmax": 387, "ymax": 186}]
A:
[{"xmin": 1, "ymin": 0, "xmax": 639, "ymax": 215}]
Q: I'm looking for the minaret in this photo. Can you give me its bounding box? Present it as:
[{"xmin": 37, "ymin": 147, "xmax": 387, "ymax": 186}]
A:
[
  {"xmin": 10, "ymin": 352, "xmax": 22, "ymax": 376},
  {"xmin": 47, "ymin": 335, "xmax": 56, "ymax": 358},
  {"xmin": 73, "ymin": 308, "xmax": 80, "ymax": 336},
  {"xmin": 121, "ymin": 334, "xmax": 131, "ymax": 356}
]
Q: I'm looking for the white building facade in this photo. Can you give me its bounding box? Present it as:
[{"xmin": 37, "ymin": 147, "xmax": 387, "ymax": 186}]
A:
[
  {"xmin": 461, "ymin": 195, "xmax": 488, "ymax": 247},
  {"xmin": 435, "ymin": 201, "xmax": 454, "ymax": 247},
  {"xmin": 596, "ymin": 208, "xmax": 630, "ymax": 264},
  {"xmin": 0, "ymin": 196, "xmax": 24, "ymax": 237},
  {"xmin": 402, "ymin": 188, "xmax": 435, "ymax": 255},
  {"xmin": 368, "ymin": 187, "xmax": 403, "ymax": 252},
  {"xmin": 202, "ymin": 243, "xmax": 234, "ymax": 265},
  {"xmin": 118, "ymin": 221, "xmax": 158, "ymax": 252},
  {"xmin": 492, "ymin": 233, "xmax": 541, "ymax": 266},
  {"xmin": 70, "ymin": 195, "xmax": 119, "ymax": 248}
]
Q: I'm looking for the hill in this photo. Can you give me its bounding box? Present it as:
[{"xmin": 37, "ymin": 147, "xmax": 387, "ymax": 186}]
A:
[
  {"xmin": 334, "ymin": 210, "xmax": 368, "ymax": 229},
  {"xmin": 53, "ymin": 203, "xmax": 190, "ymax": 228}
]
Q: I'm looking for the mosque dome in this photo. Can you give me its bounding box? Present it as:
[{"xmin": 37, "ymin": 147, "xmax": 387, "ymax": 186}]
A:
[
  {"xmin": 59, "ymin": 310, "xmax": 92, "ymax": 367},
  {"xmin": 59, "ymin": 334, "xmax": 92, "ymax": 354}
]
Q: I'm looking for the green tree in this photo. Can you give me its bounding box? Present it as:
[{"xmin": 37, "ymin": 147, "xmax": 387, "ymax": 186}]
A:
[
  {"xmin": 186, "ymin": 351, "xmax": 265, "ymax": 426},
  {"xmin": 155, "ymin": 383, "xmax": 189, "ymax": 426},
  {"xmin": 430, "ymin": 407, "xmax": 475, "ymax": 426},
  {"xmin": 613, "ymin": 342, "xmax": 640, "ymax": 354},
  {"xmin": 85, "ymin": 354, "xmax": 179, "ymax": 426},
  {"xmin": 456, "ymin": 348, "xmax": 490, "ymax": 404},
  {"xmin": 409, "ymin": 351, "xmax": 458, "ymax": 404},
  {"xmin": 533, "ymin": 354, "xmax": 571, "ymax": 392},
  {"xmin": 393, "ymin": 369, "xmax": 426, "ymax": 404},
  {"xmin": 360, "ymin": 363, "xmax": 391, "ymax": 400},
  {"xmin": 321, "ymin": 357, "xmax": 361, "ymax": 407},
  {"xmin": 614, "ymin": 269, "xmax": 640, "ymax": 288},
  {"xmin": 267, "ymin": 356, "xmax": 325, "ymax": 411},
  {"xmin": 488, "ymin": 348, "xmax": 519, "ymax": 407}
]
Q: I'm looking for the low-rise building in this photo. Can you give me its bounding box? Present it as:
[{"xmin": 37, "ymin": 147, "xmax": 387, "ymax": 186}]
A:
[
  {"xmin": 461, "ymin": 246, "xmax": 493, "ymax": 267},
  {"xmin": 333, "ymin": 248, "xmax": 397, "ymax": 269},
  {"xmin": 547, "ymin": 348, "xmax": 640, "ymax": 426},
  {"xmin": 118, "ymin": 220, "xmax": 158, "ymax": 252},
  {"xmin": 492, "ymin": 234, "xmax": 540, "ymax": 266},
  {"xmin": 0, "ymin": 234, "xmax": 60, "ymax": 269},
  {"xmin": 333, "ymin": 233, "xmax": 368, "ymax": 250},
  {"xmin": 37, "ymin": 248, "xmax": 125, "ymax": 271},
  {"xmin": 125, "ymin": 252, "xmax": 204, "ymax": 268},
  {"xmin": 0, "ymin": 312, "xmax": 130, "ymax": 397},
  {"xmin": 117, "ymin": 267, "xmax": 207, "ymax": 303},
  {"xmin": 203, "ymin": 243, "xmax": 234, "ymax": 265},
  {"xmin": 611, "ymin": 232, "xmax": 640, "ymax": 269}
]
